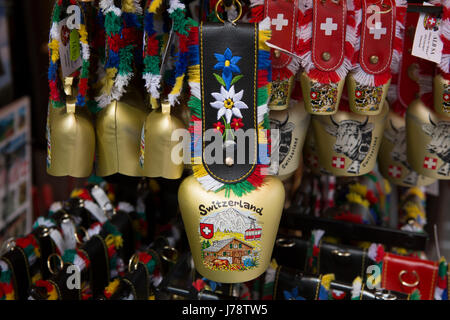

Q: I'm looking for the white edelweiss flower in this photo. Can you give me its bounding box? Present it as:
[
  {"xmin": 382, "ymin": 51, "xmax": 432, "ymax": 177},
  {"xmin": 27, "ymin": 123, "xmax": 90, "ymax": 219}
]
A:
[{"xmin": 210, "ymin": 85, "xmax": 248, "ymax": 123}]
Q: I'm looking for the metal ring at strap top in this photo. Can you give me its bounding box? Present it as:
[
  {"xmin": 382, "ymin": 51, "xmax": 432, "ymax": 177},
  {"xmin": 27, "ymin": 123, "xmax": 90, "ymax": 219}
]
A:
[
  {"xmin": 275, "ymin": 238, "xmax": 296, "ymax": 248},
  {"xmin": 331, "ymin": 249, "xmax": 351, "ymax": 257},
  {"xmin": 161, "ymin": 246, "xmax": 179, "ymax": 264},
  {"xmin": 128, "ymin": 253, "xmax": 140, "ymax": 273},
  {"xmin": 215, "ymin": 0, "xmax": 242, "ymax": 24},
  {"xmin": 398, "ymin": 270, "xmax": 420, "ymax": 288},
  {"xmin": 47, "ymin": 253, "xmax": 64, "ymax": 275}
]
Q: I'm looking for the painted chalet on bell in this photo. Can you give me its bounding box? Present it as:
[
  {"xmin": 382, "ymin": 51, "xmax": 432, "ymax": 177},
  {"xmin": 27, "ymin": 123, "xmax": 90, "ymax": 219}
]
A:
[{"xmin": 203, "ymin": 237, "xmax": 254, "ymax": 265}]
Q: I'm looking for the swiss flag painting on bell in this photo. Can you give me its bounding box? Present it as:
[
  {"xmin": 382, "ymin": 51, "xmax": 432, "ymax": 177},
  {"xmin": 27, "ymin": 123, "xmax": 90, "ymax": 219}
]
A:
[
  {"xmin": 423, "ymin": 157, "xmax": 438, "ymax": 170},
  {"xmin": 332, "ymin": 156, "xmax": 346, "ymax": 169},
  {"xmin": 200, "ymin": 223, "xmax": 214, "ymax": 239}
]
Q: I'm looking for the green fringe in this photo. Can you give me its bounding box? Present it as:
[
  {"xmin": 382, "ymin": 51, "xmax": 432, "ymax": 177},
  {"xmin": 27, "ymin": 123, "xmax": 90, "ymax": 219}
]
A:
[
  {"xmin": 81, "ymin": 60, "xmax": 90, "ymax": 78},
  {"xmin": 52, "ymin": 100, "xmax": 65, "ymax": 108},
  {"xmin": 104, "ymin": 221, "xmax": 122, "ymax": 237},
  {"xmin": 23, "ymin": 245, "xmax": 34, "ymax": 258},
  {"xmin": 62, "ymin": 250, "xmax": 77, "ymax": 264},
  {"xmin": 118, "ymin": 45, "xmax": 134, "ymax": 76},
  {"xmin": 87, "ymin": 100, "xmax": 102, "ymax": 114},
  {"xmin": 105, "ymin": 12, "xmax": 122, "ymax": 36},
  {"xmin": 0, "ymin": 269, "xmax": 11, "ymax": 283},
  {"xmin": 87, "ymin": 174, "xmax": 105, "ymax": 185},
  {"xmin": 257, "ymin": 87, "xmax": 268, "ymax": 107},
  {"xmin": 410, "ymin": 289, "xmax": 421, "ymax": 300},
  {"xmin": 52, "ymin": 4, "xmax": 61, "ymax": 23},
  {"xmin": 263, "ymin": 113, "xmax": 270, "ymax": 130},
  {"xmin": 439, "ymin": 260, "xmax": 447, "ymax": 278},
  {"xmin": 188, "ymin": 96, "xmax": 201, "ymax": 118},
  {"xmin": 147, "ymin": 259, "xmax": 157, "ymax": 274},
  {"xmin": 216, "ymin": 180, "xmax": 256, "ymax": 198},
  {"xmin": 144, "ymin": 55, "xmax": 161, "ymax": 75}
]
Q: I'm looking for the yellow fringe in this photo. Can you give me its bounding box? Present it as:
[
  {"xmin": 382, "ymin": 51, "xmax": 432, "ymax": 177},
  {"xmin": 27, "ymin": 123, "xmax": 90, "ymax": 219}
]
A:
[
  {"xmin": 70, "ymin": 188, "xmax": 84, "ymax": 199},
  {"xmin": 258, "ymin": 29, "xmax": 271, "ymax": 51},
  {"xmin": 193, "ymin": 164, "xmax": 208, "ymax": 178},
  {"xmin": 6, "ymin": 292, "xmax": 15, "ymax": 300},
  {"xmin": 170, "ymin": 74, "xmax": 185, "ymax": 98},
  {"xmin": 191, "ymin": 156, "xmax": 202, "ymax": 165},
  {"xmin": 149, "ymin": 0, "xmax": 163, "ymax": 13},
  {"xmin": 188, "ymin": 65, "xmax": 200, "ymax": 83},
  {"xmin": 383, "ymin": 179, "xmax": 392, "ymax": 194},
  {"xmin": 79, "ymin": 24, "xmax": 88, "ymax": 44},
  {"xmin": 349, "ymin": 183, "xmax": 367, "ymax": 197},
  {"xmin": 321, "ymin": 274, "xmax": 335, "ymax": 291},
  {"xmin": 122, "ymin": 0, "xmax": 135, "ymax": 13},
  {"xmin": 346, "ymin": 192, "xmax": 370, "ymax": 208},
  {"xmin": 99, "ymin": 68, "xmax": 118, "ymax": 95},
  {"xmin": 105, "ymin": 234, "xmax": 123, "ymax": 249},
  {"xmin": 105, "ymin": 279, "xmax": 121, "ymax": 296},
  {"xmin": 49, "ymin": 39, "xmax": 59, "ymax": 63},
  {"xmin": 406, "ymin": 187, "xmax": 425, "ymax": 200},
  {"xmin": 48, "ymin": 287, "xmax": 58, "ymax": 300}
]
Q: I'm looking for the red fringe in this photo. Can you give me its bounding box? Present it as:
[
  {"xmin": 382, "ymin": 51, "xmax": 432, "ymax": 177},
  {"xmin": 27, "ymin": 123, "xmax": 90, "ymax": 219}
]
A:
[
  {"xmin": 249, "ymin": 5, "xmax": 264, "ymax": 23},
  {"xmin": 122, "ymin": 28, "xmax": 139, "ymax": 47},
  {"xmin": 178, "ymin": 34, "xmax": 188, "ymax": 53},
  {"xmin": 187, "ymin": 26, "xmax": 199, "ymax": 46},
  {"xmin": 78, "ymin": 78, "xmax": 88, "ymax": 96},
  {"xmin": 146, "ymin": 36, "xmax": 159, "ymax": 56},
  {"xmin": 258, "ymin": 69, "xmax": 269, "ymax": 87},
  {"xmin": 307, "ymin": 68, "xmax": 340, "ymax": 84},
  {"xmin": 374, "ymin": 71, "xmax": 391, "ymax": 87},
  {"xmin": 49, "ymin": 80, "xmax": 60, "ymax": 101},
  {"xmin": 107, "ymin": 34, "xmax": 122, "ymax": 53},
  {"xmin": 272, "ymin": 67, "xmax": 293, "ymax": 81},
  {"xmin": 247, "ymin": 165, "xmax": 266, "ymax": 188}
]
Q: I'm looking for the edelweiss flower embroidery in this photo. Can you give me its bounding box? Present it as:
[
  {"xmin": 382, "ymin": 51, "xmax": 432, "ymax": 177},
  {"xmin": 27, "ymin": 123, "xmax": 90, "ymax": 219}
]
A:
[{"xmin": 210, "ymin": 85, "xmax": 248, "ymax": 124}]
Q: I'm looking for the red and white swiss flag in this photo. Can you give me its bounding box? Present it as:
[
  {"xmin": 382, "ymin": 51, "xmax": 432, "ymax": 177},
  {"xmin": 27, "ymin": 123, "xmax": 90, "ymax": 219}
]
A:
[
  {"xmin": 308, "ymin": 154, "xmax": 319, "ymax": 168},
  {"xmin": 332, "ymin": 156, "xmax": 345, "ymax": 169},
  {"xmin": 423, "ymin": 157, "xmax": 437, "ymax": 170},
  {"xmin": 200, "ymin": 223, "xmax": 214, "ymax": 239},
  {"xmin": 388, "ymin": 165, "xmax": 402, "ymax": 178}
]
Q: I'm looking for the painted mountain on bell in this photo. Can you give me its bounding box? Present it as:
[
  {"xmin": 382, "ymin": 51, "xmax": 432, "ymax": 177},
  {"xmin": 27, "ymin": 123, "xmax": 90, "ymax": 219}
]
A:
[{"xmin": 201, "ymin": 208, "xmax": 255, "ymax": 234}]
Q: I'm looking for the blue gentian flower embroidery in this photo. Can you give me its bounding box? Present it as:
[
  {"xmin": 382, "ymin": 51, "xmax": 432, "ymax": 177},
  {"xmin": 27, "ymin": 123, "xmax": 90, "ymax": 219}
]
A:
[
  {"xmin": 214, "ymin": 48, "xmax": 242, "ymax": 89},
  {"xmin": 283, "ymin": 287, "xmax": 306, "ymax": 300}
]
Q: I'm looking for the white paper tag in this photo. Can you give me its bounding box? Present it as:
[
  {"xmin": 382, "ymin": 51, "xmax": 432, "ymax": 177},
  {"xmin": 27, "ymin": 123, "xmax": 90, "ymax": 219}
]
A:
[
  {"xmin": 90, "ymin": 186, "xmax": 114, "ymax": 213},
  {"xmin": 84, "ymin": 200, "xmax": 108, "ymax": 224},
  {"xmin": 412, "ymin": 3, "xmax": 443, "ymax": 64},
  {"xmin": 58, "ymin": 17, "xmax": 82, "ymax": 78}
]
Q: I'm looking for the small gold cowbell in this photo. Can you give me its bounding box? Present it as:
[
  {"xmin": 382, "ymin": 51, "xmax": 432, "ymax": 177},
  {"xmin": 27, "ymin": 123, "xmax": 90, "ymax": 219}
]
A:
[
  {"xmin": 433, "ymin": 74, "xmax": 450, "ymax": 116},
  {"xmin": 95, "ymin": 85, "xmax": 148, "ymax": 177},
  {"xmin": 140, "ymin": 101, "xmax": 185, "ymax": 179},
  {"xmin": 346, "ymin": 74, "xmax": 390, "ymax": 116},
  {"xmin": 406, "ymin": 99, "xmax": 450, "ymax": 180},
  {"xmin": 46, "ymin": 79, "xmax": 95, "ymax": 177},
  {"xmin": 311, "ymin": 101, "xmax": 388, "ymax": 176},
  {"xmin": 378, "ymin": 111, "xmax": 436, "ymax": 187},
  {"xmin": 269, "ymin": 99, "xmax": 310, "ymax": 181},
  {"xmin": 178, "ymin": 175, "xmax": 285, "ymax": 283}
]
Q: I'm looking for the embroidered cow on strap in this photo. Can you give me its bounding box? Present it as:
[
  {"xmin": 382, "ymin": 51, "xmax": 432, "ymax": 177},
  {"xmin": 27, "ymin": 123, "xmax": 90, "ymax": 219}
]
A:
[
  {"xmin": 384, "ymin": 121, "xmax": 419, "ymax": 185},
  {"xmin": 422, "ymin": 116, "xmax": 450, "ymax": 176},
  {"xmin": 325, "ymin": 116, "xmax": 374, "ymax": 174}
]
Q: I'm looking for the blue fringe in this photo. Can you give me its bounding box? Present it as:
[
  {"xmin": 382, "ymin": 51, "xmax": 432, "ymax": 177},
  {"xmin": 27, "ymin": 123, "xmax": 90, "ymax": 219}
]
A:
[
  {"xmin": 48, "ymin": 61, "xmax": 58, "ymax": 81},
  {"xmin": 123, "ymin": 12, "xmax": 141, "ymax": 28},
  {"xmin": 187, "ymin": 45, "xmax": 200, "ymax": 66},
  {"xmin": 174, "ymin": 51, "xmax": 189, "ymax": 78},
  {"xmin": 105, "ymin": 50, "xmax": 120, "ymax": 69},
  {"xmin": 144, "ymin": 13, "xmax": 155, "ymax": 35},
  {"xmin": 76, "ymin": 94, "xmax": 86, "ymax": 107}
]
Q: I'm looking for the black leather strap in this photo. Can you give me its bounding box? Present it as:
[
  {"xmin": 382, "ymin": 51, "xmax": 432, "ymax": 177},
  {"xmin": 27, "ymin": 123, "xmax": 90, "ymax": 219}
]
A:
[
  {"xmin": 124, "ymin": 263, "xmax": 149, "ymax": 300},
  {"xmin": 50, "ymin": 264, "xmax": 81, "ymax": 300},
  {"xmin": 200, "ymin": 21, "xmax": 259, "ymax": 183},
  {"xmin": 110, "ymin": 211, "xmax": 135, "ymax": 262},
  {"xmin": 33, "ymin": 228, "xmax": 56, "ymax": 279},
  {"xmin": 2, "ymin": 247, "xmax": 31, "ymax": 300},
  {"xmin": 83, "ymin": 234, "xmax": 110, "ymax": 298}
]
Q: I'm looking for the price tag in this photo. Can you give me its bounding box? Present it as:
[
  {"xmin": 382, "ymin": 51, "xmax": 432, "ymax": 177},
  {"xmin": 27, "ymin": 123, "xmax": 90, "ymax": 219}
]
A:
[{"xmin": 58, "ymin": 17, "xmax": 82, "ymax": 78}]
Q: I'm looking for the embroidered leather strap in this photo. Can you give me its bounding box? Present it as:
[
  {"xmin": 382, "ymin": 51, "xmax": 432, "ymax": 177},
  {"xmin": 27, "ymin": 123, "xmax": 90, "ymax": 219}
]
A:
[
  {"xmin": 200, "ymin": 22, "xmax": 258, "ymax": 183},
  {"xmin": 312, "ymin": 0, "xmax": 346, "ymax": 72},
  {"xmin": 264, "ymin": 0, "xmax": 298, "ymax": 70},
  {"xmin": 360, "ymin": 0, "xmax": 395, "ymax": 74},
  {"xmin": 83, "ymin": 235, "xmax": 110, "ymax": 298}
]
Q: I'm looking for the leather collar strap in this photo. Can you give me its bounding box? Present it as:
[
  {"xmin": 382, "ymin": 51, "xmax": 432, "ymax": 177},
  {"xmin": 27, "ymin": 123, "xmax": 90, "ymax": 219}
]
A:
[
  {"xmin": 312, "ymin": 0, "xmax": 347, "ymax": 72},
  {"xmin": 33, "ymin": 227, "xmax": 56, "ymax": 279},
  {"xmin": 200, "ymin": 22, "xmax": 258, "ymax": 183},
  {"xmin": 123, "ymin": 263, "xmax": 149, "ymax": 300},
  {"xmin": 48, "ymin": 264, "xmax": 81, "ymax": 300},
  {"xmin": 110, "ymin": 211, "xmax": 135, "ymax": 261},
  {"xmin": 82, "ymin": 234, "xmax": 110, "ymax": 298},
  {"xmin": 360, "ymin": 0, "xmax": 395, "ymax": 74},
  {"xmin": 264, "ymin": 0, "xmax": 298, "ymax": 71},
  {"xmin": 2, "ymin": 247, "xmax": 31, "ymax": 300}
]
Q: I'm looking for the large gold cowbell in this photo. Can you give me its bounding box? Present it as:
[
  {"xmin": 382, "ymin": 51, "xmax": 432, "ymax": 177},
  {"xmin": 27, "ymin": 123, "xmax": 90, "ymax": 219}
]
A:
[
  {"xmin": 406, "ymin": 99, "xmax": 450, "ymax": 180},
  {"xmin": 95, "ymin": 86, "xmax": 148, "ymax": 177},
  {"xmin": 46, "ymin": 104, "xmax": 95, "ymax": 177},
  {"xmin": 141, "ymin": 102, "xmax": 185, "ymax": 179},
  {"xmin": 270, "ymin": 99, "xmax": 310, "ymax": 181},
  {"xmin": 311, "ymin": 102, "xmax": 388, "ymax": 176},
  {"xmin": 378, "ymin": 111, "xmax": 436, "ymax": 187},
  {"xmin": 178, "ymin": 176, "xmax": 285, "ymax": 283}
]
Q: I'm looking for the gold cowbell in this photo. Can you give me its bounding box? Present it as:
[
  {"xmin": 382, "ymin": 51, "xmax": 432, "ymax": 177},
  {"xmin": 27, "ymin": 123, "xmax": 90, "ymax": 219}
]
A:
[
  {"xmin": 95, "ymin": 86, "xmax": 148, "ymax": 177},
  {"xmin": 46, "ymin": 85, "xmax": 95, "ymax": 178},
  {"xmin": 141, "ymin": 102, "xmax": 185, "ymax": 179},
  {"xmin": 178, "ymin": 175, "xmax": 285, "ymax": 283}
]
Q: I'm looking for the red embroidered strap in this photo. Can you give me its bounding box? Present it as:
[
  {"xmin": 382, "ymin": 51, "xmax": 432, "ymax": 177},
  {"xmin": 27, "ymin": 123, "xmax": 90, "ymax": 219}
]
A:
[
  {"xmin": 312, "ymin": 0, "xmax": 347, "ymax": 71},
  {"xmin": 264, "ymin": 0, "xmax": 298, "ymax": 70},
  {"xmin": 360, "ymin": 0, "xmax": 395, "ymax": 75}
]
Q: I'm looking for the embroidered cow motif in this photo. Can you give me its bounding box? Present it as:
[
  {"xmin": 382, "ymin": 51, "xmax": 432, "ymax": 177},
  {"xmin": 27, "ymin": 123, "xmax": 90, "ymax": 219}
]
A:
[
  {"xmin": 384, "ymin": 121, "xmax": 419, "ymax": 185},
  {"xmin": 310, "ymin": 82, "xmax": 338, "ymax": 113},
  {"xmin": 325, "ymin": 116, "xmax": 374, "ymax": 174},
  {"xmin": 422, "ymin": 116, "xmax": 450, "ymax": 176}
]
